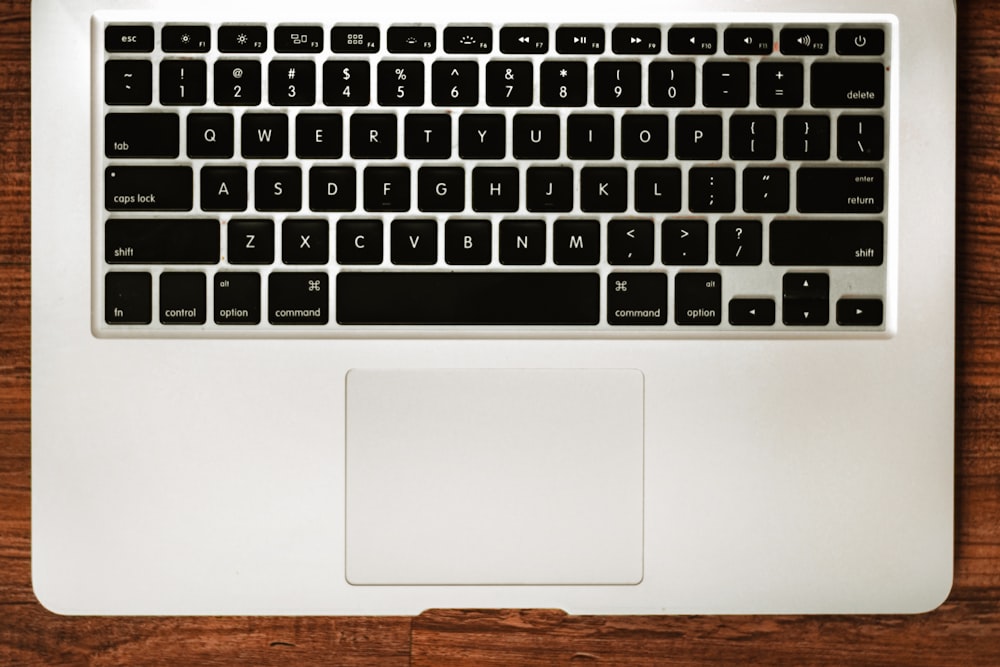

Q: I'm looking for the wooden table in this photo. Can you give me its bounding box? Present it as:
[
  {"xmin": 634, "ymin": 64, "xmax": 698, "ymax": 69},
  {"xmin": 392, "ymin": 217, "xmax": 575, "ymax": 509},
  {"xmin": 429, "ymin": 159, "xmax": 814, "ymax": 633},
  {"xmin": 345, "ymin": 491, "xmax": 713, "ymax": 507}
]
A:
[{"xmin": 2, "ymin": 2, "xmax": 998, "ymax": 663}]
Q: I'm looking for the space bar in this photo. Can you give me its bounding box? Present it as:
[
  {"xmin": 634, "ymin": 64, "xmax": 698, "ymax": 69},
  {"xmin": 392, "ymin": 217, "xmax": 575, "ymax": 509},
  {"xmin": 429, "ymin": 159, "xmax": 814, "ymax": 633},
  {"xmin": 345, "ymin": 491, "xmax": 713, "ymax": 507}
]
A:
[{"xmin": 336, "ymin": 272, "xmax": 600, "ymax": 325}]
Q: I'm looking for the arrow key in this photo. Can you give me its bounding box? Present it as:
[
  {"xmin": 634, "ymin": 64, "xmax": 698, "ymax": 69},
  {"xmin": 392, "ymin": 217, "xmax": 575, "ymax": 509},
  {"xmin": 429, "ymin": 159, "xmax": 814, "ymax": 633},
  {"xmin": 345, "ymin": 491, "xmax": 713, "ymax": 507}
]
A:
[
  {"xmin": 836, "ymin": 298, "xmax": 884, "ymax": 326},
  {"xmin": 783, "ymin": 299, "xmax": 829, "ymax": 326},
  {"xmin": 729, "ymin": 298, "xmax": 776, "ymax": 325},
  {"xmin": 783, "ymin": 272, "xmax": 829, "ymax": 299}
]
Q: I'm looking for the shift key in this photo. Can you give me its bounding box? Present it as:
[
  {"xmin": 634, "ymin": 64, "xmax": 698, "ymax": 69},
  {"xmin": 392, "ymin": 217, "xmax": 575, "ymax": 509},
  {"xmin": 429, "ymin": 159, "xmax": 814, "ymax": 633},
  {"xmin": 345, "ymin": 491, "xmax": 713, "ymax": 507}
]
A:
[{"xmin": 105, "ymin": 166, "xmax": 192, "ymax": 211}]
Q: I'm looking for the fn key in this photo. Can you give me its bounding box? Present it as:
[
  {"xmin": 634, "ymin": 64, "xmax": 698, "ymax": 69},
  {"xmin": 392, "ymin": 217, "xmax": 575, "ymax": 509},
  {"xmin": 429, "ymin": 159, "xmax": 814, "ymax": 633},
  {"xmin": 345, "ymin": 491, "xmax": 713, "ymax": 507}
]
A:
[{"xmin": 106, "ymin": 272, "xmax": 151, "ymax": 324}]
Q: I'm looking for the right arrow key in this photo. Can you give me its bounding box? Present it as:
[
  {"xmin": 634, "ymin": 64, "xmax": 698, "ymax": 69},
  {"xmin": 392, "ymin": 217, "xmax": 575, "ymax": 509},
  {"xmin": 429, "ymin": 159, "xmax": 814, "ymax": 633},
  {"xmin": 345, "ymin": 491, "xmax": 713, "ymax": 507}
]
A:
[{"xmin": 836, "ymin": 298, "xmax": 884, "ymax": 326}]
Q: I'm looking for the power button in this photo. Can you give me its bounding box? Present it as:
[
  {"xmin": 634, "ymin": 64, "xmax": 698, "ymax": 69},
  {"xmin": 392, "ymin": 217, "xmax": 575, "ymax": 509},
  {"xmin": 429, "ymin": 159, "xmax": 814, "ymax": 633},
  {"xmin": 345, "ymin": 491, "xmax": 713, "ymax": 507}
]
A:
[{"xmin": 836, "ymin": 28, "xmax": 885, "ymax": 55}]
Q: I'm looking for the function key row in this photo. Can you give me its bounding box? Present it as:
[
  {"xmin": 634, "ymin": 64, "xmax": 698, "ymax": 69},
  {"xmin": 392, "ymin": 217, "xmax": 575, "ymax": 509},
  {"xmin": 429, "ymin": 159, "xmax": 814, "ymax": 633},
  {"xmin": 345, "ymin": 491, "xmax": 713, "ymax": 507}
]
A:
[{"xmin": 105, "ymin": 24, "xmax": 886, "ymax": 56}]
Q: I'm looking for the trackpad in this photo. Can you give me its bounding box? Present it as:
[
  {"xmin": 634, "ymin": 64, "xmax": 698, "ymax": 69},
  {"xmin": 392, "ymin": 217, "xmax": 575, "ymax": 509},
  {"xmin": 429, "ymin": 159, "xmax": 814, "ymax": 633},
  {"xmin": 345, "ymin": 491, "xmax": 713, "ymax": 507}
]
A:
[{"xmin": 345, "ymin": 369, "xmax": 644, "ymax": 585}]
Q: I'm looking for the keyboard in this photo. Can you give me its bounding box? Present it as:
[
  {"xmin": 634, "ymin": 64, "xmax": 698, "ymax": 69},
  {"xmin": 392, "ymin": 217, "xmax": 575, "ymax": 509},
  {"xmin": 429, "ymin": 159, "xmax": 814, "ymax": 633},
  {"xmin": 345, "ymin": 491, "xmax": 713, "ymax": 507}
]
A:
[{"xmin": 96, "ymin": 17, "xmax": 891, "ymax": 336}]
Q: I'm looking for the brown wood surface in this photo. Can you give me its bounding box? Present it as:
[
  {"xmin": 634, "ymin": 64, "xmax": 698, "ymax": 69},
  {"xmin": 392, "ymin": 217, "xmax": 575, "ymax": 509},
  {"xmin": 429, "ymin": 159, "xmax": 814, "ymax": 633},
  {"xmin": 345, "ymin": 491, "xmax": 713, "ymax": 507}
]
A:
[{"xmin": 2, "ymin": 1, "xmax": 998, "ymax": 664}]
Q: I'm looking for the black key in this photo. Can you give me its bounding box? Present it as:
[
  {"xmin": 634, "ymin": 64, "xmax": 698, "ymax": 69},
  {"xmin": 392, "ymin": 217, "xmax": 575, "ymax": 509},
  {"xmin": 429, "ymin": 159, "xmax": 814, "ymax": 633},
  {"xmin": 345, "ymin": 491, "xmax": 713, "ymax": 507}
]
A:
[
  {"xmin": 297, "ymin": 113, "xmax": 343, "ymax": 159},
  {"xmin": 105, "ymin": 166, "xmax": 192, "ymax": 211},
  {"xmin": 269, "ymin": 60, "xmax": 316, "ymax": 106},
  {"xmin": 187, "ymin": 113, "xmax": 234, "ymax": 158},
  {"xmin": 836, "ymin": 299, "xmax": 884, "ymax": 326},
  {"xmin": 105, "ymin": 113, "xmax": 179, "ymax": 158},
  {"xmin": 648, "ymin": 62, "xmax": 696, "ymax": 107},
  {"xmin": 715, "ymin": 219, "xmax": 762, "ymax": 265},
  {"xmin": 635, "ymin": 167, "xmax": 681, "ymax": 213},
  {"xmin": 675, "ymin": 273, "xmax": 722, "ymax": 325},
  {"xmin": 275, "ymin": 25, "xmax": 323, "ymax": 53},
  {"xmin": 526, "ymin": 167, "xmax": 573, "ymax": 212},
  {"xmin": 662, "ymin": 220, "xmax": 708, "ymax": 265},
  {"xmin": 105, "ymin": 218, "xmax": 218, "ymax": 263},
  {"xmin": 364, "ymin": 167, "xmax": 411, "ymax": 212},
  {"xmin": 540, "ymin": 61, "xmax": 587, "ymax": 107},
  {"xmin": 797, "ymin": 168, "xmax": 883, "ymax": 213},
  {"xmin": 608, "ymin": 219, "xmax": 654, "ymax": 265},
  {"xmin": 555, "ymin": 27, "xmax": 604, "ymax": 54},
  {"xmin": 105, "ymin": 25, "xmax": 153, "ymax": 52},
  {"xmin": 779, "ymin": 27, "xmax": 828, "ymax": 55},
  {"xmin": 336, "ymin": 273, "xmax": 600, "ymax": 325},
  {"xmin": 218, "ymin": 25, "xmax": 267, "ymax": 53},
  {"xmin": 836, "ymin": 28, "xmax": 885, "ymax": 56},
  {"xmin": 567, "ymin": 114, "xmax": 614, "ymax": 159},
  {"xmin": 159, "ymin": 60, "xmax": 207, "ymax": 105},
  {"xmin": 784, "ymin": 300, "xmax": 830, "ymax": 326},
  {"xmin": 459, "ymin": 114, "xmax": 506, "ymax": 159},
  {"xmin": 387, "ymin": 26, "xmax": 436, "ymax": 53},
  {"xmin": 838, "ymin": 115, "xmax": 884, "ymax": 161},
  {"xmin": 214, "ymin": 272, "xmax": 261, "ymax": 325},
  {"xmin": 472, "ymin": 167, "xmax": 519, "ymax": 212},
  {"xmin": 621, "ymin": 114, "xmax": 668, "ymax": 159},
  {"xmin": 783, "ymin": 272, "xmax": 828, "ymax": 299},
  {"xmin": 444, "ymin": 26, "xmax": 492, "ymax": 53},
  {"xmin": 811, "ymin": 62, "xmax": 885, "ymax": 108},
  {"xmin": 434, "ymin": 61, "xmax": 479, "ymax": 106},
  {"xmin": 743, "ymin": 167, "xmax": 789, "ymax": 214},
  {"xmin": 418, "ymin": 167, "xmax": 465, "ymax": 212},
  {"xmin": 608, "ymin": 273, "xmax": 667, "ymax": 325},
  {"xmin": 332, "ymin": 26, "xmax": 380, "ymax": 53},
  {"xmin": 499, "ymin": 219, "xmax": 546, "ymax": 265},
  {"xmin": 729, "ymin": 114, "xmax": 777, "ymax": 160},
  {"xmin": 667, "ymin": 27, "xmax": 716, "ymax": 55},
  {"xmin": 214, "ymin": 60, "xmax": 261, "ymax": 105},
  {"xmin": 445, "ymin": 219, "xmax": 492, "ymax": 265},
  {"xmin": 105, "ymin": 60, "xmax": 152, "ymax": 105},
  {"xmin": 770, "ymin": 220, "xmax": 884, "ymax": 266},
  {"xmin": 688, "ymin": 167, "xmax": 736, "ymax": 213},
  {"xmin": 282, "ymin": 219, "xmax": 329, "ymax": 264},
  {"xmin": 612, "ymin": 27, "xmax": 661, "ymax": 54},
  {"xmin": 162, "ymin": 25, "xmax": 211, "ymax": 53},
  {"xmin": 723, "ymin": 27, "xmax": 772, "ymax": 55},
  {"xmin": 391, "ymin": 219, "xmax": 437, "ymax": 264},
  {"xmin": 324, "ymin": 61, "xmax": 371, "ymax": 106},
  {"xmin": 254, "ymin": 167, "xmax": 302, "ymax": 212},
  {"xmin": 309, "ymin": 166, "xmax": 356, "ymax": 211},
  {"xmin": 227, "ymin": 219, "xmax": 274, "ymax": 264},
  {"xmin": 350, "ymin": 113, "xmax": 396, "ymax": 159},
  {"xmin": 337, "ymin": 219, "xmax": 384, "ymax": 265},
  {"xmin": 405, "ymin": 113, "xmax": 452, "ymax": 158},
  {"xmin": 486, "ymin": 61, "xmax": 533, "ymax": 106},
  {"xmin": 702, "ymin": 62, "xmax": 750, "ymax": 107},
  {"xmin": 554, "ymin": 220, "xmax": 600, "ymax": 265},
  {"xmin": 580, "ymin": 167, "xmax": 627, "ymax": 213},
  {"xmin": 784, "ymin": 115, "xmax": 830, "ymax": 160},
  {"xmin": 675, "ymin": 115, "xmax": 722, "ymax": 159},
  {"xmin": 160, "ymin": 272, "xmax": 206, "ymax": 324},
  {"xmin": 378, "ymin": 60, "xmax": 424, "ymax": 106},
  {"xmin": 729, "ymin": 298, "xmax": 775, "ymax": 326},
  {"xmin": 757, "ymin": 62, "xmax": 803, "ymax": 108},
  {"xmin": 242, "ymin": 113, "xmax": 288, "ymax": 158},
  {"xmin": 500, "ymin": 26, "xmax": 549, "ymax": 54},
  {"xmin": 105, "ymin": 272, "xmax": 151, "ymax": 324},
  {"xmin": 201, "ymin": 166, "xmax": 247, "ymax": 211},
  {"xmin": 513, "ymin": 114, "xmax": 560, "ymax": 159},
  {"xmin": 268, "ymin": 272, "xmax": 328, "ymax": 325},
  {"xmin": 594, "ymin": 62, "xmax": 641, "ymax": 107},
  {"xmin": 782, "ymin": 273, "xmax": 829, "ymax": 326}
]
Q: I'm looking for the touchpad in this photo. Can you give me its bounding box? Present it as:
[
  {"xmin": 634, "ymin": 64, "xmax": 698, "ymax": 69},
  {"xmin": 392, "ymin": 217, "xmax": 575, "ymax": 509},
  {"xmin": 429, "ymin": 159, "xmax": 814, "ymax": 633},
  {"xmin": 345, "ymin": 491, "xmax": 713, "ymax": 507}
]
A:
[{"xmin": 345, "ymin": 369, "xmax": 644, "ymax": 585}]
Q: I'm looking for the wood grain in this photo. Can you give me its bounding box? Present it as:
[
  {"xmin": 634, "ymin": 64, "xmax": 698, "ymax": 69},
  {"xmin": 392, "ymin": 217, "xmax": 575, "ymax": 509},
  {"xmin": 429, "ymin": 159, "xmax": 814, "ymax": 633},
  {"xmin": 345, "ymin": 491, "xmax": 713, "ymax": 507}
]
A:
[{"xmin": 2, "ymin": 0, "xmax": 999, "ymax": 663}]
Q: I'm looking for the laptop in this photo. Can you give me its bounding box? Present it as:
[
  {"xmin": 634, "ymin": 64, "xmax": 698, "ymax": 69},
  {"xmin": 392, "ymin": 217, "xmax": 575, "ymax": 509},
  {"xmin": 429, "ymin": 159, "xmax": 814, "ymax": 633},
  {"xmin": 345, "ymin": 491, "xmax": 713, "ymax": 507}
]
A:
[{"xmin": 31, "ymin": 0, "xmax": 956, "ymax": 614}]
